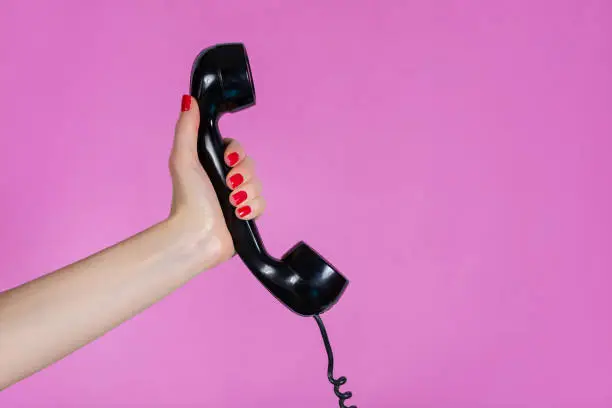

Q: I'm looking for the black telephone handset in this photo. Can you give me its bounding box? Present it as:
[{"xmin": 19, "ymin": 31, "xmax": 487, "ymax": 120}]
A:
[
  {"xmin": 190, "ymin": 43, "xmax": 349, "ymax": 316},
  {"xmin": 190, "ymin": 43, "xmax": 356, "ymax": 407}
]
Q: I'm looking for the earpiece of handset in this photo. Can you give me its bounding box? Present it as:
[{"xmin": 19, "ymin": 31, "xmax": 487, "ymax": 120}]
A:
[{"xmin": 190, "ymin": 43, "xmax": 349, "ymax": 316}]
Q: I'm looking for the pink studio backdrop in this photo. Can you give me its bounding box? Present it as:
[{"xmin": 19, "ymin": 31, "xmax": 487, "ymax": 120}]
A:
[{"xmin": 1, "ymin": 1, "xmax": 611, "ymax": 407}]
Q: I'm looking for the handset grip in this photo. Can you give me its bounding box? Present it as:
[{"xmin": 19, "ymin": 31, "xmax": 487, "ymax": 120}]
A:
[
  {"xmin": 195, "ymin": 117, "xmax": 275, "ymax": 260},
  {"xmin": 194, "ymin": 117, "xmax": 296, "ymax": 291}
]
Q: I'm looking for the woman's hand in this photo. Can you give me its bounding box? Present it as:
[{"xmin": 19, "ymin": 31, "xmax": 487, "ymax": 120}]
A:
[
  {"xmin": 167, "ymin": 95, "xmax": 266, "ymax": 267},
  {"xmin": 0, "ymin": 94, "xmax": 267, "ymax": 389}
]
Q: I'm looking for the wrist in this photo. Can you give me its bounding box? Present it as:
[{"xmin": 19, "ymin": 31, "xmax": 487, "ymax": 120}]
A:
[{"xmin": 163, "ymin": 212, "xmax": 232, "ymax": 272}]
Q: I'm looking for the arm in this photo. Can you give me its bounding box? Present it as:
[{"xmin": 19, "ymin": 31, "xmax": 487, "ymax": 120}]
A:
[
  {"xmin": 0, "ymin": 215, "xmax": 215, "ymax": 389},
  {"xmin": 0, "ymin": 95, "xmax": 265, "ymax": 389}
]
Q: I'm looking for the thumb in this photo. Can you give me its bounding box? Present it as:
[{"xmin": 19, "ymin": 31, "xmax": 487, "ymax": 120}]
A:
[{"xmin": 172, "ymin": 95, "xmax": 200, "ymax": 157}]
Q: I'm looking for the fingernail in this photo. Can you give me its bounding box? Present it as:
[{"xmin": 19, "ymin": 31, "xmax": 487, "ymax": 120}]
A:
[
  {"xmin": 231, "ymin": 190, "xmax": 247, "ymax": 205},
  {"xmin": 181, "ymin": 95, "xmax": 191, "ymax": 112},
  {"xmin": 237, "ymin": 205, "xmax": 252, "ymax": 218},
  {"xmin": 227, "ymin": 152, "xmax": 240, "ymax": 166},
  {"xmin": 228, "ymin": 173, "xmax": 244, "ymax": 189}
]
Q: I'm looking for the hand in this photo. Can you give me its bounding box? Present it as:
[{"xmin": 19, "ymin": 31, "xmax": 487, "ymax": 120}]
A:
[
  {"xmin": 167, "ymin": 95, "xmax": 266, "ymax": 266},
  {"xmin": 0, "ymin": 94, "xmax": 266, "ymax": 389}
]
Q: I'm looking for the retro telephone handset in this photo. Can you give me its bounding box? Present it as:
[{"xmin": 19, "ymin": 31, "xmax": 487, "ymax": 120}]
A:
[{"xmin": 190, "ymin": 43, "xmax": 356, "ymax": 407}]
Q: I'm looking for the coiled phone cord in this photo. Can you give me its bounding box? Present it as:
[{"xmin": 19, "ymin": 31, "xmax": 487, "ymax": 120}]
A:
[{"xmin": 313, "ymin": 314, "xmax": 356, "ymax": 408}]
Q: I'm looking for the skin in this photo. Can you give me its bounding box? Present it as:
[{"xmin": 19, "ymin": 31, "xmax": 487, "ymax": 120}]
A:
[{"xmin": 0, "ymin": 96, "xmax": 266, "ymax": 390}]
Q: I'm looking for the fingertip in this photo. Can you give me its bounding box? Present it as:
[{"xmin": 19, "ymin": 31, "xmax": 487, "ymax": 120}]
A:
[
  {"xmin": 224, "ymin": 139, "xmax": 246, "ymax": 167},
  {"xmin": 226, "ymin": 151, "xmax": 240, "ymax": 167},
  {"xmin": 227, "ymin": 172, "xmax": 245, "ymax": 189},
  {"xmin": 228, "ymin": 179, "xmax": 262, "ymax": 207},
  {"xmin": 181, "ymin": 94, "xmax": 192, "ymax": 112},
  {"xmin": 179, "ymin": 95, "xmax": 199, "ymax": 123},
  {"xmin": 236, "ymin": 205, "xmax": 252, "ymax": 219},
  {"xmin": 173, "ymin": 95, "xmax": 200, "ymax": 155},
  {"xmin": 235, "ymin": 197, "xmax": 265, "ymax": 220}
]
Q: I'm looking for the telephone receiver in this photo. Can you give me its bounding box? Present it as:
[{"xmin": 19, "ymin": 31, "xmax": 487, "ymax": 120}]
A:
[
  {"xmin": 189, "ymin": 43, "xmax": 357, "ymax": 407},
  {"xmin": 189, "ymin": 43, "xmax": 349, "ymax": 316}
]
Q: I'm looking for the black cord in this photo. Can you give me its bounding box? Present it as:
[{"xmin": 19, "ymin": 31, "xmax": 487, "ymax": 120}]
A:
[{"xmin": 313, "ymin": 314, "xmax": 357, "ymax": 408}]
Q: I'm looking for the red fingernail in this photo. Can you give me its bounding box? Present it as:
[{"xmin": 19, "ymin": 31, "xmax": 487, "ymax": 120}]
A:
[
  {"xmin": 231, "ymin": 190, "xmax": 247, "ymax": 205},
  {"xmin": 227, "ymin": 152, "xmax": 240, "ymax": 166},
  {"xmin": 237, "ymin": 205, "xmax": 252, "ymax": 218},
  {"xmin": 181, "ymin": 95, "xmax": 191, "ymax": 112},
  {"xmin": 228, "ymin": 173, "xmax": 244, "ymax": 189}
]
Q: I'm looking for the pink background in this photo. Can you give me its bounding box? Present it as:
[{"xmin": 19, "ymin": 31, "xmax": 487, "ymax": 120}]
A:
[{"xmin": 1, "ymin": 1, "xmax": 611, "ymax": 407}]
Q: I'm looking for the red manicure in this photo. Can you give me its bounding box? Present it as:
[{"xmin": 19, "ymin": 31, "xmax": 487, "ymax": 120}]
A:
[
  {"xmin": 227, "ymin": 152, "xmax": 240, "ymax": 166},
  {"xmin": 228, "ymin": 173, "xmax": 244, "ymax": 189},
  {"xmin": 237, "ymin": 206, "xmax": 252, "ymax": 218},
  {"xmin": 181, "ymin": 95, "xmax": 191, "ymax": 112},
  {"xmin": 232, "ymin": 190, "xmax": 247, "ymax": 205}
]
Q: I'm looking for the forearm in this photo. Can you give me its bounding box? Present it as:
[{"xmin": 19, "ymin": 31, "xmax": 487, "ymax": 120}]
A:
[{"xmin": 0, "ymin": 215, "xmax": 218, "ymax": 389}]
